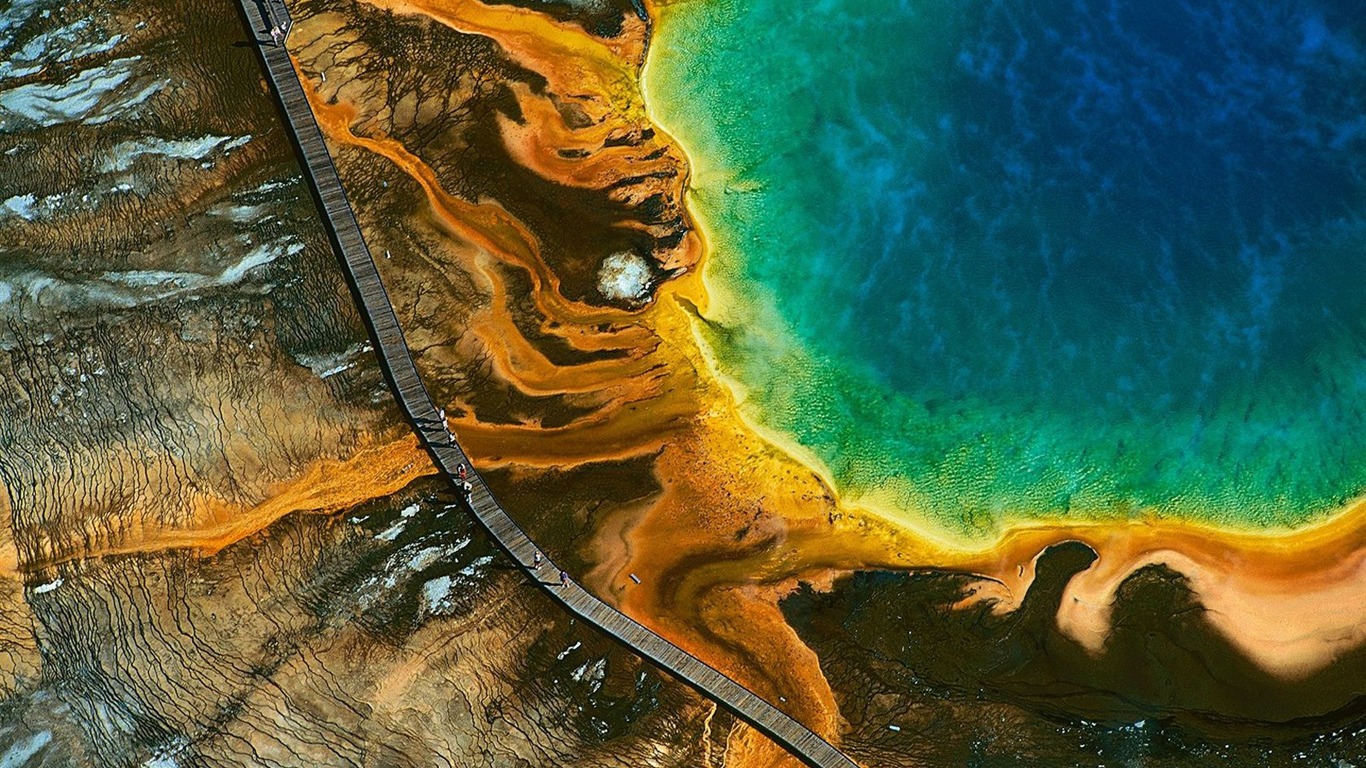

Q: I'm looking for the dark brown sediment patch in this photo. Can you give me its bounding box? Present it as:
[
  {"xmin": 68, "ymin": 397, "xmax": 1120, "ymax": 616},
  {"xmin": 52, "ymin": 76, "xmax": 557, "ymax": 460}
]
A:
[{"xmin": 780, "ymin": 545, "xmax": 1365, "ymax": 766}]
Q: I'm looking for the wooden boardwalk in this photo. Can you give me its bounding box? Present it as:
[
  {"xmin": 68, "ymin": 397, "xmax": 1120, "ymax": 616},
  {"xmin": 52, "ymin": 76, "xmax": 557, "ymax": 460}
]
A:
[{"xmin": 232, "ymin": 2, "xmax": 859, "ymax": 766}]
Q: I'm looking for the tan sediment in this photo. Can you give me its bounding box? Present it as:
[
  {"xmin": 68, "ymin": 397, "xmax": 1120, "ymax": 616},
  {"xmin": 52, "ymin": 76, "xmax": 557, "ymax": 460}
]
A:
[
  {"xmin": 1045, "ymin": 507, "xmax": 1366, "ymax": 679},
  {"xmin": 759, "ymin": 495, "xmax": 1366, "ymax": 678}
]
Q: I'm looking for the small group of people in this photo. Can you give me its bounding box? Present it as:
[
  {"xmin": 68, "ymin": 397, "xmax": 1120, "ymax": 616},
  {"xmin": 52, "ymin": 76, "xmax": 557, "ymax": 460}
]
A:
[
  {"xmin": 268, "ymin": 18, "xmax": 291, "ymax": 46},
  {"xmin": 416, "ymin": 410, "xmax": 458, "ymax": 450},
  {"xmin": 437, "ymin": 408, "xmax": 457, "ymax": 448},
  {"xmin": 449, "ymin": 461, "xmax": 567, "ymax": 588},
  {"xmin": 454, "ymin": 463, "xmax": 475, "ymax": 499}
]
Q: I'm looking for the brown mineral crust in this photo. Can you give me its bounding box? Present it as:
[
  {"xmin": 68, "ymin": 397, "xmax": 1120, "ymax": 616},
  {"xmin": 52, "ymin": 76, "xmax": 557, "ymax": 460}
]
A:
[
  {"xmin": 0, "ymin": 0, "xmax": 430, "ymax": 570},
  {"xmin": 0, "ymin": 0, "xmax": 714, "ymax": 763},
  {"xmin": 3, "ymin": 479, "xmax": 717, "ymax": 766}
]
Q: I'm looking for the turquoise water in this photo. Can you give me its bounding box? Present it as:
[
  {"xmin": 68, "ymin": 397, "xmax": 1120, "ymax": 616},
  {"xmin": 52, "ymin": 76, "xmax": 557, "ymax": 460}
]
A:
[{"xmin": 647, "ymin": 0, "xmax": 1366, "ymax": 536}]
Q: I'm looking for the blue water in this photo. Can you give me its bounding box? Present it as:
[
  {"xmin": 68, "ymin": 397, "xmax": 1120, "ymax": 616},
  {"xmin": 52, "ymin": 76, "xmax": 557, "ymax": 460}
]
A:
[{"xmin": 650, "ymin": 0, "xmax": 1366, "ymax": 534}]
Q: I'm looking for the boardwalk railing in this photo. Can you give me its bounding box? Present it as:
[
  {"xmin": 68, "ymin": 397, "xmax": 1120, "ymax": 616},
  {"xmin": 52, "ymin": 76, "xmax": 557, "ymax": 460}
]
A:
[{"xmin": 231, "ymin": 2, "xmax": 859, "ymax": 766}]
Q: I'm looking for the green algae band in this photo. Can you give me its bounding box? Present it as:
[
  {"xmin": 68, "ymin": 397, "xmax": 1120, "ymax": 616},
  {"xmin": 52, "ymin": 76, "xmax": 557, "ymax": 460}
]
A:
[{"xmin": 646, "ymin": 0, "xmax": 1366, "ymax": 536}]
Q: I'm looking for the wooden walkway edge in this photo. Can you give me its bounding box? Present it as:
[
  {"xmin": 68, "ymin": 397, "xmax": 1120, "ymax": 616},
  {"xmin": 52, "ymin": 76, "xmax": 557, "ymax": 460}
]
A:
[{"xmin": 231, "ymin": 2, "xmax": 860, "ymax": 766}]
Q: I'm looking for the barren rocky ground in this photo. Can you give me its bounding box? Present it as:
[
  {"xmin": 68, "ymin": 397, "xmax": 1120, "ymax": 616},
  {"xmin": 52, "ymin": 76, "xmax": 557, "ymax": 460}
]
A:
[{"xmin": 0, "ymin": 0, "xmax": 723, "ymax": 764}]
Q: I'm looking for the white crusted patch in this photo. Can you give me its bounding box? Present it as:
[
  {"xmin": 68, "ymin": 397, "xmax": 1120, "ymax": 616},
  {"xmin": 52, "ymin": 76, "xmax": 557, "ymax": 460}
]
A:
[
  {"xmin": 0, "ymin": 17, "xmax": 126, "ymax": 79},
  {"xmin": 293, "ymin": 341, "xmax": 371, "ymax": 381},
  {"xmin": 1, "ymin": 194, "xmax": 36, "ymax": 220},
  {"xmin": 0, "ymin": 0, "xmax": 47, "ymax": 39},
  {"xmin": 31, "ymin": 578, "xmax": 62, "ymax": 594},
  {"xmin": 101, "ymin": 134, "xmax": 250, "ymax": 173},
  {"xmin": 375, "ymin": 521, "xmax": 405, "ymax": 542},
  {"xmin": 422, "ymin": 575, "xmax": 452, "ymax": 612},
  {"xmin": 596, "ymin": 251, "xmax": 654, "ymax": 303},
  {"xmin": 0, "ymin": 730, "xmax": 51, "ymax": 767},
  {"xmin": 0, "ymin": 56, "xmax": 143, "ymax": 128},
  {"xmin": 0, "ymin": 238, "xmax": 301, "ymax": 319},
  {"xmin": 1, "ymin": 191, "xmax": 85, "ymax": 222},
  {"xmin": 210, "ymin": 201, "xmax": 270, "ymax": 223}
]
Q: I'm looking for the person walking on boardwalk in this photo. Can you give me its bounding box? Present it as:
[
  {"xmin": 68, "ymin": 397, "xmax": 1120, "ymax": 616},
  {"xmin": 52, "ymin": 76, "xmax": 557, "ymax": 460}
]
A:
[
  {"xmin": 457, "ymin": 463, "xmax": 467, "ymax": 481},
  {"xmin": 533, "ymin": 551, "xmax": 542, "ymax": 568},
  {"xmin": 558, "ymin": 570, "xmax": 569, "ymax": 588},
  {"xmin": 269, "ymin": 25, "xmax": 282, "ymax": 46}
]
